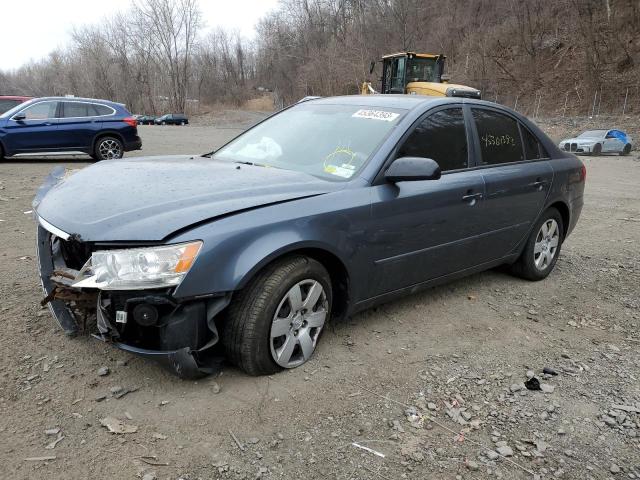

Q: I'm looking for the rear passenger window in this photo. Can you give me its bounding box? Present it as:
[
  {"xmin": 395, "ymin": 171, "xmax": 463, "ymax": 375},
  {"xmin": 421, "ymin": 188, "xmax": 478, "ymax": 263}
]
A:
[
  {"xmin": 62, "ymin": 102, "xmax": 90, "ymax": 118},
  {"xmin": 472, "ymin": 109, "xmax": 523, "ymax": 165},
  {"xmin": 93, "ymin": 104, "xmax": 114, "ymax": 116},
  {"xmin": 398, "ymin": 107, "xmax": 468, "ymax": 171},
  {"xmin": 521, "ymin": 125, "xmax": 545, "ymax": 159}
]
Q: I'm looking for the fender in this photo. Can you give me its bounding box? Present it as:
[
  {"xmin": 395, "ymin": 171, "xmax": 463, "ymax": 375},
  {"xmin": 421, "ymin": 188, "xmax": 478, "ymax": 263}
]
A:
[
  {"xmin": 92, "ymin": 130, "xmax": 125, "ymax": 150},
  {"xmin": 168, "ymin": 190, "xmax": 369, "ymax": 300}
]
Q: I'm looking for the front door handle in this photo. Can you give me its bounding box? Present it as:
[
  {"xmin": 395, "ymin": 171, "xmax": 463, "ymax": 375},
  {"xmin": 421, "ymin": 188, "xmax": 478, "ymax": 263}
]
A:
[{"xmin": 462, "ymin": 192, "xmax": 483, "ymax": 205}]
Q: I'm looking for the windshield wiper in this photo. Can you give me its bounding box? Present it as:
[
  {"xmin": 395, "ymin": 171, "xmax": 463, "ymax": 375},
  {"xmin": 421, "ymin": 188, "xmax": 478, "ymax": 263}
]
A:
[{"xmin": 202, "ymin": 150, "xmax": 215, "ymax": 158}]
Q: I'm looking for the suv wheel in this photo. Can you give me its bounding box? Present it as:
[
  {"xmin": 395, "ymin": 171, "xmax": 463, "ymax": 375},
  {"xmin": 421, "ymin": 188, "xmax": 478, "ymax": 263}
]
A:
[
  {"xmin": 223, "ymin": 255, "xmax": 332, "ymax": 376},
  {"xmin": 509, "ymin": 207, "xmax": 564, "ymax": 281},
  {"xmin": 94, "ymin": 137, "xmax": 124, "ymax": 160}
]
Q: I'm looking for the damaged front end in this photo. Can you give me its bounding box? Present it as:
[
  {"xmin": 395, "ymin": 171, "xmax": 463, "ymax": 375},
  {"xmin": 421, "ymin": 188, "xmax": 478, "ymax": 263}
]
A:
[{"xmin": 34, "ymin": 172, "xmax": 229, "ymax": 378}]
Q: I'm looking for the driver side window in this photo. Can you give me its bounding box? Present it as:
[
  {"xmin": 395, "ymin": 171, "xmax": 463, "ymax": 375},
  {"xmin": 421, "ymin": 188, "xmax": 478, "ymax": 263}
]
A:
[
  {"xmin": 18, "ymin": 101, "xmax": 58, "ymax": 120},
  {"xmin": 397, "ymin": 108, "xmax": 468, "ymax": 171}
]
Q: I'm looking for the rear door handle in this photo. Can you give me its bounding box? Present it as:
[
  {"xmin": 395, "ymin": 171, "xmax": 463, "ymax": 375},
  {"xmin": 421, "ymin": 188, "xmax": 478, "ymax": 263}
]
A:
[{"xmin": 529, "ymin": 178, "xmax": 548, "ymax": 190}]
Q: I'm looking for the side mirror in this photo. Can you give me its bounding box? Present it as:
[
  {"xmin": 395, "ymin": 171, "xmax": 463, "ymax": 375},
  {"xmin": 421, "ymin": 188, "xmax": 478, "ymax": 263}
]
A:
[
  {"xmin": 385, "ymin": 157, "xmax": 441, "ymax": 183},
  {"xmin": 12, "ymin": 112, "xmax": 26, "ymax": 121},
  {"xmin": 369, "ymin": 61, "xmax": 376, "ymax": 75}
]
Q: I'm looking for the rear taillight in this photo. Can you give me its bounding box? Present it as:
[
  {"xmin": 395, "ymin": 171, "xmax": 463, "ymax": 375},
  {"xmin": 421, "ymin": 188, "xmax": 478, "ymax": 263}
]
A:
[
  {"xmin": 123, "ymin": 117, "xmax": 137, "ymax": 128},
  {"xmin": 580, "ymin": 165, "xmax": 587, "ymax": 182}
]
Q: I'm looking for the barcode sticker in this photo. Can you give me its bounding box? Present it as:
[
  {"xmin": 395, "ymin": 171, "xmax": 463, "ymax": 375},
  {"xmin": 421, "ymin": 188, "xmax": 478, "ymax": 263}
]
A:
[
  {"xmin": 352, "ymin": 109, "xmax": 400, "ymax": 122},
  {"xmin": 115, "ymin": 311, "xmax": 128, "ymax": 324}
]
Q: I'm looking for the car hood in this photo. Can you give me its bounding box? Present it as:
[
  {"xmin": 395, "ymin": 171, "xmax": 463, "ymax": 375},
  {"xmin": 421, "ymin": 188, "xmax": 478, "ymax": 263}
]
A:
[
  {"xmin": 560, "ymin": 137, "xmax": 599, "ymax": 144},
  {"xmin": 35, "ymin": 155, "xmax": 340, "ymax": 242}
]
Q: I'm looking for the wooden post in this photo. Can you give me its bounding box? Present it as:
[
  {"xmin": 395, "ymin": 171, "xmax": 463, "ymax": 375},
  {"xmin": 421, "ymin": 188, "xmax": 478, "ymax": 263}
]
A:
[
  {"xmin": 514, "ymin": 95, "xmax": 519, "ymax": 111},
  {"xmin": 622, "ymin": 87, "xmax": 629, "ymax": 116},
  {"xmin": 591, "ymin": 90, "xmax": 597, "ymax": 117},
  {"xmin": 562, "ymin": 92, "xmax": 568, "ymax": 117}
]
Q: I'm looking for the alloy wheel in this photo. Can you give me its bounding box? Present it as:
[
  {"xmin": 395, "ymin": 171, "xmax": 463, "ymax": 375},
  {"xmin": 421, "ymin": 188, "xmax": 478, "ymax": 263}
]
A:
[
  {"xmin": 270, "ymin": 279, "xmax": 328, "ymax": 368},
  {"xmin": 533, "ymin": 219, "xmax": 559, "ymax": 270},
  {"xmin": 98, "ymin": 139, "xmax": 122, "ymax": 160}
]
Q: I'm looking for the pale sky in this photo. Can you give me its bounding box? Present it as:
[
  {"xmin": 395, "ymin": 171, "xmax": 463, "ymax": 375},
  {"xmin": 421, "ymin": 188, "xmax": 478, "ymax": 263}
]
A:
[{"xmin": 0, "ymin": 0, "xmax": 280, "ymax": 71}]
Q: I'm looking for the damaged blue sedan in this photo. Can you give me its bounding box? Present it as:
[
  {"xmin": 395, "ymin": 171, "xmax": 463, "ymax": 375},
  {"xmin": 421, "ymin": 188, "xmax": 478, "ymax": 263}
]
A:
[{"xmin": 34, "ymin": 95, "xmax": 585, "ymax": 378}]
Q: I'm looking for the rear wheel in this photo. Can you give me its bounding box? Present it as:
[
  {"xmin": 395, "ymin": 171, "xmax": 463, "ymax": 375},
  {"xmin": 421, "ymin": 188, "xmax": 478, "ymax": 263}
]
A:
[
  {"xmin": 222, "ymin": 255, "xmax": 332, "ymax": 376},
  {"xmin": 509, "ymin": 207, "xmax": 564, "ymax": 281},
  {"xmin": 94, "ymin": 136, "xmax": 124, "ymax": 160},
  {"xmin": 620, "ymin": 144, "xmax": 631, "ymax": 156}
]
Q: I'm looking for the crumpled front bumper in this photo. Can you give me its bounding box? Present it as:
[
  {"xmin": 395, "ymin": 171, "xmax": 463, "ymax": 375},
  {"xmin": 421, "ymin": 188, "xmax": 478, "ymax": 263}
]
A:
[{"xmin": 35, "ymin": 222, "xmax": 229, "ymax": 379}]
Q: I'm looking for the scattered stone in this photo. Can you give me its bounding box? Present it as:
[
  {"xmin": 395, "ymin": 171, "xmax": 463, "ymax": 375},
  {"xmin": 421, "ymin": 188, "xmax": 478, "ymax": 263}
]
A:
[
  {"xmin": 100, "ymin": 416, "xmax": 138, "ymax": 434},
  {"xmin": 526, "ymin": 370, "xmax": 535, "ymax": 379},
  {"xmin": 510, "ymin": 383, "xmax": 524, "ymax": 392},
  {"xmin": 543, "ymin": 367, "xmax": 558, "ymax": 376},
  {"xmin": 95, "ymin": 394, "xmax": 107, "ymax": 402},
  {"xmin": 97, "ymin": 367, "xmax": 110, "ymax": 377},
  {"xmin": 525, "ymin": 377, "xmax": 541, "ymax": 391},
  {"xmin": 610, "ymin": 464, "xmax": 621, "ymax": 474},
  {"xmin": 466, "ymin": 460, "xmax": 480, "ymax": 470},
  {"xmin": 486, "ymin": 450, "xmax": 499, "ymax": 460},
  {"xmin": 110, "ymin": 386, "xmax": 123, "ymax": 395},
  {"xmin": 152, "ymin": 433, "xmax": 167, "ymax": 440},
  {"xmin": 607, "ymin": 344, "xmax": 620, "ymax": 353},
  {"xmin": 142, "ymin": 473, "xmax": 157, "ymax": 480},
  {"xmin": 247, "ymin": 437, "xmax": 260, "ymax": 444},
  {"xmin": 44, "ymin": 428, "xmax": 60, "ymax": 436},
  {"xmin": 496, "ymin": 445, "xmax": 514, "ymax": 457},
  {"xmin": 540, "ymin": 383, "xmax": 555, "ymax": 394},
  {"xmin": 211, "ymin": 381, "xmax": 221, "ymax": 394}
]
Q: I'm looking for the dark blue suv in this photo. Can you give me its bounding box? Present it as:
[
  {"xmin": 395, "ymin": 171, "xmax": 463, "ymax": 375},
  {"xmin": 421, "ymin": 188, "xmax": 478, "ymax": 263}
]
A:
[{"xmin": 0, "ymin": 97, "xmax": 142, "ymax": 161}]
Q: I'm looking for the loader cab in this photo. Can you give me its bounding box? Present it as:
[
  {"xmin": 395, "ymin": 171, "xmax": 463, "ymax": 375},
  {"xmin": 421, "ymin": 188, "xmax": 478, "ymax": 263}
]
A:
[{"xmin": 381, "ymin": 53, "xmax": 445, "ymax": 94}]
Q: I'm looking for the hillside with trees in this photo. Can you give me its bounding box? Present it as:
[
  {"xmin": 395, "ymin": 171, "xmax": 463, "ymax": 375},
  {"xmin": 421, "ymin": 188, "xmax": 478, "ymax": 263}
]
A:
[{"xmin": 1, "ymin": 0, "xmax": 638, "ymax": 117}]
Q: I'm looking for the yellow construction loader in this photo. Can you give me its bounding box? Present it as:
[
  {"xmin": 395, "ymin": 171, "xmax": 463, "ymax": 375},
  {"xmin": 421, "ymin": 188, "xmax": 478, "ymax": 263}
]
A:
[{"xmin": 361, "ymin": 52, "xmax": 481, "ymax": 99}]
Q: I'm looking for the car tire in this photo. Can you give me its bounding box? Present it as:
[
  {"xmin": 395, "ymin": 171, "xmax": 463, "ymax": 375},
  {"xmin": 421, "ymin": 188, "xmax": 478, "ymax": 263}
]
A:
[
  {"xmin": 94, "ymin": 136, "xmax": 124, "ymax": 160},
  {"xmin": 181, "ymin": 121, "xmax": 186, "ymax": 126},
  {"xmin": 509, "ymin": 207, "xmax": 564, "ymax": 281},
  {"xmin": 620, "ymin": 144, "xmax": 631, "ymax": 156},
  {"xmin": 592, "ymin": 143, "xmax": 602, "ymax": 155},
  {"xmin": 222, "ymin": 255, "xmax": 332, "ymax": 376}
]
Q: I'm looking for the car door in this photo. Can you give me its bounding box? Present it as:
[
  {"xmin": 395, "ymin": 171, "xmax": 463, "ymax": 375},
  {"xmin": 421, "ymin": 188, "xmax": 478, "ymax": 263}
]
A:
[
  {"xmin": 603, "ymin": 130, "xmax": 625, "ymax": 153},
  {"xmin": 4, "ymin": 101, "xmax": 60, "ymax": 152},
  {"xmin": 57, "ymin": 101, "xmax": 102, "ymax": 149},
  {"xmin": 367, "ymin": 106, "xmax": 487, "ymax": 296},
  {"xmin": 469, "ymin": 107, "xmax": 553, "ymax": 262}
]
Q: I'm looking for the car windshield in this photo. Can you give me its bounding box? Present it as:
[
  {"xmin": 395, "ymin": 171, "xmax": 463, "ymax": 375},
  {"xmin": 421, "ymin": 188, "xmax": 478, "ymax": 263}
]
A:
[
  {"xmin": 578, "ymin": 130, "xmax": 606, "ymax": 138},
  {"xmin": 406, "ymin": 57, "xmax": 439, "ymax": 83},
  {"xmin": 212, "ymin": 103, "xmax": 405, "ymax": 181}
]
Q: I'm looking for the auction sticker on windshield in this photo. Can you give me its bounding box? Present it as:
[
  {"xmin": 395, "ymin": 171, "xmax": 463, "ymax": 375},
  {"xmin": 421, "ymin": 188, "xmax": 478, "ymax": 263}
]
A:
[{"xmin": 352, "ymin": 109, "xmax": 400, "ymax": 122}]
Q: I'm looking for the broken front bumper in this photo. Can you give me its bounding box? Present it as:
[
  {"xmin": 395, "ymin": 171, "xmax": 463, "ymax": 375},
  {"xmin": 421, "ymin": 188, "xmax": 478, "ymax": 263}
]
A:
[{"xmin": 36, "ymin": 224, "xmax": 229, "ymax": 378}]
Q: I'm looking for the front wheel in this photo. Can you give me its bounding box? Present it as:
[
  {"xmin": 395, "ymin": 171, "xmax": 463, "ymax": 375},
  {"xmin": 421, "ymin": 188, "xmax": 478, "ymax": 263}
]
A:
[
  {"xmin": 592, "ymin": 143, "xmax": 602, "ymax": 155},
  {"xmin": 620, "ymin": 144, "xmax": 631, "ymax": 156},
  {"xmin": 222, "ymin": 256, "xmax": 332, "ymax": 376},
  {"xmin": 509, "ymin": 208, "xmax": 564, "ymax": 281},
  {"xmin": 94, "ymin": 136, "xmax": 124, "ymax": 160}
]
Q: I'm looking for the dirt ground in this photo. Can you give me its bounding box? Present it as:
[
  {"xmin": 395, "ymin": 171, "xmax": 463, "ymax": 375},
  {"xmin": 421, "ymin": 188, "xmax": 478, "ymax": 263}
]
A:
[{"xmin": 1, "ymin": 116, "xmax": 639, "ymax": 480}]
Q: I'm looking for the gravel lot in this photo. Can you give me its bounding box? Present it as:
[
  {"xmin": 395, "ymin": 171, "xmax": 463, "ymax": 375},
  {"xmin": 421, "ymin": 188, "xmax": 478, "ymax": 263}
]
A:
[{"xmin": 1, "ymin": 117, "xmax": 639, "ymax": 480}]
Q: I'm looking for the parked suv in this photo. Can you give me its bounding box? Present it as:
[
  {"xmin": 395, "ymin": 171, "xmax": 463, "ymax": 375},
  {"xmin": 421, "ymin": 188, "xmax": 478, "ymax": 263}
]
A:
[
  {"xmin": 155, "ymin": 113, "xmax": 189, "ymax": 125},
  {"xmin": 0, "ymin": 96, "xmax": 32, "ymax": 114},
  {"xmin": 0, "ymin": 97, "xmax": 142, "ymax": 160}
]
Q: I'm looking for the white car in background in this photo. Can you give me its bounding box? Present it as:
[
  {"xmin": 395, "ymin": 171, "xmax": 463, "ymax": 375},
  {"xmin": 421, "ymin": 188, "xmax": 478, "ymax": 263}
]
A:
[{"xmin": 559, "ymin": 129, "xmax": 633, "ymax": 156}]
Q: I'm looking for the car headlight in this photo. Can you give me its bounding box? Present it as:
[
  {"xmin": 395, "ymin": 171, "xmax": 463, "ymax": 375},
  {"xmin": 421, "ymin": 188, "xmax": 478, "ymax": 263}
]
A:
[{"xmin": 72, "ymin": 241, "xmax": 202, "ymax": 290}]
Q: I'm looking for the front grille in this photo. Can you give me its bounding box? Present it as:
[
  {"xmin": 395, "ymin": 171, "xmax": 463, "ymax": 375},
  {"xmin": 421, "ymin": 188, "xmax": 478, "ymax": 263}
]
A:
[
  {"xmin": 570, "ymin": 143, "xmax": 578, "ymax": 151},
  {"xmin": 564, "ymin": 142, "xmax": 570, "ymax": 151}
]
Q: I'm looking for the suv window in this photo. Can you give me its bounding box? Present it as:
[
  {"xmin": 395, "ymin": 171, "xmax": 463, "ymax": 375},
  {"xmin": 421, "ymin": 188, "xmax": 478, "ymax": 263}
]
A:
[
  {"xmin": 472, "ymin": 109, "xmax": 524, "ymax": 165},
  {"xmin": 93, "ymin": 104, "xmax": 114, "ymax": 116},
  {"xmin": 62, "ymin": 102, "xmax": 91, "ymax": 118},
  {"xmin": 397, "ymin": 107, "xmax": 468, "ymax": 171},
  {"xmin": 18, "ymin": 101, "xmax": 58, "ymax": 120}
]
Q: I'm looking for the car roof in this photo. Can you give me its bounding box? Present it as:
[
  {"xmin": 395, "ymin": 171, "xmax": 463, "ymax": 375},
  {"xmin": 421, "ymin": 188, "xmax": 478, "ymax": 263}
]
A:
[
  {"xmin": 25, "ymin": 96, "xmax": 125, "ymax": 106},
  {"xmin": 0, "ymin": 95, "xmax": 32, "ymax": 100},
  {"xmin": 306, "ymin": 94, "xmax": 513, "ymax": 112}
]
